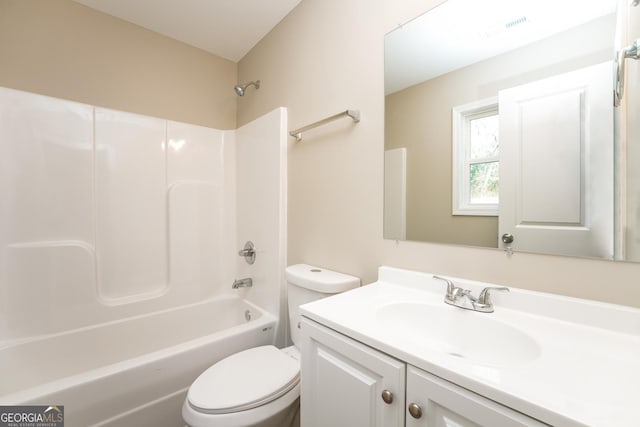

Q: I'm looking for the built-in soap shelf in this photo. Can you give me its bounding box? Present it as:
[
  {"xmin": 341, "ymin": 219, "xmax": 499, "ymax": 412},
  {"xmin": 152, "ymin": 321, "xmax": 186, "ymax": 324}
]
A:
[{"xmin": 8, "ymin": 240, "xmax": 95, "ymax": 252}]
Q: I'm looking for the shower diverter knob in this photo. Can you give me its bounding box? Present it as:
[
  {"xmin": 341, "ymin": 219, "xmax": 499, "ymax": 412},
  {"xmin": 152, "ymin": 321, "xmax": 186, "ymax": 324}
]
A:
[{"xmin": 238, "ymin": 241, "xmax": 256, "ymax": 264}]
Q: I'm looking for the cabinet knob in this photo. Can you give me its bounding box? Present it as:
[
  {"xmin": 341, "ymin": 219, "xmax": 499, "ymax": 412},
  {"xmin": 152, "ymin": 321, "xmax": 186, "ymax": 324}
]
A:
[
  {"xmin": 381, "ymin": 389, "xmax": 393, "ymax": 404},
  {"xmin": 408, "ymin": 402, "xmax": 423, "ymax": 419}
]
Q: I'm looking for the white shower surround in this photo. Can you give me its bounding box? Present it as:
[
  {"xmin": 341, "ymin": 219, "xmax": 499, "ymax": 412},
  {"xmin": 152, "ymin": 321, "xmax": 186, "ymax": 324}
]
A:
[{"xmin": 0, "ymin": 86, "xmax": 287, "ymax": 425}]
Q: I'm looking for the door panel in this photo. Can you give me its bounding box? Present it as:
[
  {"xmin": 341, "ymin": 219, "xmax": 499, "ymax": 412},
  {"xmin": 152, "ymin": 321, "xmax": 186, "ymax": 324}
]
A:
[
  {"xmin": 519, "ymin": 90, "xmax": 582, "ymax": 224},
  {"xmin": 406, "ymin": 366, "xmax": 548, "ymax": 427},
  {"xmin": 499, "ymin": 61, "xmax": 614, "ymax": 258}
]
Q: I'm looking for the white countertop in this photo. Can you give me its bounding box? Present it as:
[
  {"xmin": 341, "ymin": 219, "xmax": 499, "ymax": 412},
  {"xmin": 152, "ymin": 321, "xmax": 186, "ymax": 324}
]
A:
[{"xmin": 300, "ymin": 266, "xmax": 640, "ymax": 427}]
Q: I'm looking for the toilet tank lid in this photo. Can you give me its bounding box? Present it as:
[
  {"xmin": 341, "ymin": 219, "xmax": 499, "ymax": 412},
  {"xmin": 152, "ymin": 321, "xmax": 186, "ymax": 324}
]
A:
[{"xmin": 285, "ymin": 264, "xmax": 360, "ymax": 293}]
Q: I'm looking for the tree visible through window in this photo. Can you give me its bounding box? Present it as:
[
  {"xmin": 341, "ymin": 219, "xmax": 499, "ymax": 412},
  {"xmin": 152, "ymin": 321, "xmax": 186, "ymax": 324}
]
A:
[
  {"xmin": 452, "ymin": 98, "xmax": 499, "ymax": 216},
  {"xmin": 468, "ymin": 114, "xmax": 499, "ymax": 204}
]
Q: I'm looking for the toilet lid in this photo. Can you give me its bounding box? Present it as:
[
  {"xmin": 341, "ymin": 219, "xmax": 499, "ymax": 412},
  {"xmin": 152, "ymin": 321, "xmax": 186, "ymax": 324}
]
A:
[{"xmin": 188, "ymin": 345, "xmax": 300, "ymax": 414}]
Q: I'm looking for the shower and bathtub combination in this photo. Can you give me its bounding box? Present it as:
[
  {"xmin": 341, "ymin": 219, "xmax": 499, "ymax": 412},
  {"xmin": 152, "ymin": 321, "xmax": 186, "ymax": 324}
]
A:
[{"xmin": 0, "ymin": 86, "xmax": 288, "ymax": 426}]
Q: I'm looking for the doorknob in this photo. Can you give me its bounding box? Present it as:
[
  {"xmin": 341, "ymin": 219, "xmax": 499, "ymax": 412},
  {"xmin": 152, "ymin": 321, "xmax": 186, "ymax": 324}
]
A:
[{"xmin": 501, "ymin": 233, "xmax": 514, "ymax": 244}]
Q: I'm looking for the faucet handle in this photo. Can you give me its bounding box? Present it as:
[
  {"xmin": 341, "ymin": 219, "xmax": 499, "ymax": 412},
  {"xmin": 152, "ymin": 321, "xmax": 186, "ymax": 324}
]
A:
[
  {"xmin": 477, "ymin": 286, "xmax": 509, "ymax": 305},
  {"xmin": 433, "ymin": 275, "xmax": 455, "ymax": 296}
]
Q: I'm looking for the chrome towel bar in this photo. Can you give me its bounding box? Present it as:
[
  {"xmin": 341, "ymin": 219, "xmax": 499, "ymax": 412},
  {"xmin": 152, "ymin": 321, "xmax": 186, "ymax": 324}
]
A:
[{"xmin": 290, "ymin": 109, "xmax": 360, "ymax": 141}]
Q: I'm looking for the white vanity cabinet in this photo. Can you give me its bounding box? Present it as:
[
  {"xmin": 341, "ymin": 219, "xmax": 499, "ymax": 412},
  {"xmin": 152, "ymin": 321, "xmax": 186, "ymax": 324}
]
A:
[
  {"xmin": 406, "ymin": 366, "xmax": 547, "ymax": 427},
  {"xmin": 300, "ymin": 317, "xmax": 406, "ymax": 427},
  {"xmin": 299, "ymin": 267, "xmax": 640, "ymax": 426},
  {"xmin": 301, "ymin": 318, "xmax": 547, "ymax": 427}
]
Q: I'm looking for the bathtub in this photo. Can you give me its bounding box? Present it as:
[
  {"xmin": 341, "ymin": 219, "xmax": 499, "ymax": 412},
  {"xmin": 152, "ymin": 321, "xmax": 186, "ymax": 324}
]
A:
[{"xmin": 0, "ymin": 295, "xmax": 277, "ymax": 427}]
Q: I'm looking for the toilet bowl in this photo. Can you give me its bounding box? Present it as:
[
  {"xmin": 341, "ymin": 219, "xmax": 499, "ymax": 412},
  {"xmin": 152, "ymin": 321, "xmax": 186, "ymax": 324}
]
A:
[{"xmin": 182, "ymin": 264, "xmax": 360, "ymax": 427}]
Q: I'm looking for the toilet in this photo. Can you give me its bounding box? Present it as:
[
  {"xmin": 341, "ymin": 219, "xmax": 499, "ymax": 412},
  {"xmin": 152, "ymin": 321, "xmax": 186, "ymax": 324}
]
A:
[{"xmin": 182, "ymin": 264, "xmax": 360, "ymax": 427}]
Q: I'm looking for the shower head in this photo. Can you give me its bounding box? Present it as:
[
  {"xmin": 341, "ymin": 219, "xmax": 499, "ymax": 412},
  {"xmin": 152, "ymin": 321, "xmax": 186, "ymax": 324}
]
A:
[{"xmin": 234, "ymin": 80, "xmax": 260, "ymax": 96}]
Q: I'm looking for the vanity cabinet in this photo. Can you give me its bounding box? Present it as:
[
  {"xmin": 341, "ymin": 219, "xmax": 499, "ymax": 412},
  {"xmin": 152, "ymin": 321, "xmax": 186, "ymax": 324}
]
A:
[
  {"xmin": 300, "ymin": 317, "xmax": 406, "ymax": 427},
  {"xmin": 301, "ymin": 318, "xmax": 547, "ymax": 427},
  {"xmin": 406, "ymin": 366, "xmax": 547, "ymax": 427}
]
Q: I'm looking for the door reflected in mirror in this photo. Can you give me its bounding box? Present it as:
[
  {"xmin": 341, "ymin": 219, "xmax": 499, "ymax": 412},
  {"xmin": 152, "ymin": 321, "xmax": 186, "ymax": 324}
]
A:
[{"xmin": 383, "ymin": 0, "xmax": 640, "ymax": 262}]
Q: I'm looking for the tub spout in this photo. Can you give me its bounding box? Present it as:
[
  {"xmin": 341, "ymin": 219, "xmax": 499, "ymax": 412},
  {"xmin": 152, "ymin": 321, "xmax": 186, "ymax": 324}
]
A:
[{"xmin": 232, "ymin": 278, "xmax": 253, "ymax": 289}]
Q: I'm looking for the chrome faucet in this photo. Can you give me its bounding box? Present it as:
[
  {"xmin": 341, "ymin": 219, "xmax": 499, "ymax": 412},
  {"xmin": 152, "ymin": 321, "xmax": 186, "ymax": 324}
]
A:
[
  {"xmin": 433, "ymin": 275, "xmax": 467, "ymax": 304},
  {"xmin": 433, "ymin": 275, "xmax": 509, "ymax": 313},
  {"xmin": 232, "ymin": 278, "xmax": 253, "ymax": 289}
]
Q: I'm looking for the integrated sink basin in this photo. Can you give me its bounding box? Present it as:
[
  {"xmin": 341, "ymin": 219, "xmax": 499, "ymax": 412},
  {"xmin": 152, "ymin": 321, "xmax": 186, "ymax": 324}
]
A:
[
  {"xmin": 300, "ymin": 266, "xmax": 640, "ymax": 427},
  {"xmin": 376, "ymin": 302, "xmax": 541, "ymax": 365}
]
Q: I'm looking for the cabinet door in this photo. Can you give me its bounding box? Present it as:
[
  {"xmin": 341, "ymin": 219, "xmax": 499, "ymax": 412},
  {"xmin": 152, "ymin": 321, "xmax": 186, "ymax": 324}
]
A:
[
  {"xmin": 406, "ymin": 366, "xmax": 548, "ymax": 427},
  {"xmin": 300, "ymin": 318, "xmax": 405, "ymax": 427}
]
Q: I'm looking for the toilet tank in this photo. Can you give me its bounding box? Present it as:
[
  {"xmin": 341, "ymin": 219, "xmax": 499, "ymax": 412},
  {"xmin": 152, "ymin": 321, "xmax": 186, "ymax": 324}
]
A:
[{"xmin": 285, "ymin": 264, "xmax": 360, "ymax": 346}]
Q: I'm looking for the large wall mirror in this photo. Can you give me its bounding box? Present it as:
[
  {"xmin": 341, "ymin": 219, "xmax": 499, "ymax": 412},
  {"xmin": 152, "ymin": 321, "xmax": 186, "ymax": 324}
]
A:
[{"xmin": 384, "ymin": 0, "xmax": 640, "ymax": 262}]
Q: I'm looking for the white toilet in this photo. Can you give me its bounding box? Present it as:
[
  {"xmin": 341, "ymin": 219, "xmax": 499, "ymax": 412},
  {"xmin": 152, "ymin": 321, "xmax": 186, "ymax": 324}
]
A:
[{"xmin": 182, "ymin": 264, "xmax": 360, "ymax": 427}]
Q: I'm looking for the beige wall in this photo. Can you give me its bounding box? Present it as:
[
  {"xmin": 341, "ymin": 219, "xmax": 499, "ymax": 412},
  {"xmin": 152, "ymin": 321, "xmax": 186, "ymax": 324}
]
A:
[
  {"xmin": 385, "ymin": 15, "xmax": 614, "ymax": 247},
  {"xmin": 238, "ymin": 0, "xmax": 640, "ymax": 308},
  {"xmin": 2, "ymin": 0, "xmax": 638, "ymax": 308},
  {"xmin": 386, "ymin": 83, "xmax": 498, "ymax": 247},
  {"xmin": 0, "ymin": 0, "xmax": 237, "ymax": 129},
  {"xmin": 386, "ymin": 71, "xmax": 498, "ymax": 247}
]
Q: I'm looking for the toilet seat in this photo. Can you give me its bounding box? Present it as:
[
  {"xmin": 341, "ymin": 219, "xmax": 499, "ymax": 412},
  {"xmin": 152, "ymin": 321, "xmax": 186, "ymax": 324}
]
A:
[{"xmin": 188, "ymin": 345, "xmax": 300, "ymax": 414}]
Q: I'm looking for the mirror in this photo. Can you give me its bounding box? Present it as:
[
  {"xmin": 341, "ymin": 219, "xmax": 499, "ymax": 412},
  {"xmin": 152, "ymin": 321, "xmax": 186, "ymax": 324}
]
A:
[{"xmin": 383, "ymin": 0, "xmax": 640, "ymax": 261}]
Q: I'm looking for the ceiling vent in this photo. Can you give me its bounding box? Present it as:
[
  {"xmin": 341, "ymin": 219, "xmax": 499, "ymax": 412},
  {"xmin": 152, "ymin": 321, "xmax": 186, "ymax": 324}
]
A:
[{"xmin": 505, "ymin": 16, "xmax": 529, "ymax": 29}]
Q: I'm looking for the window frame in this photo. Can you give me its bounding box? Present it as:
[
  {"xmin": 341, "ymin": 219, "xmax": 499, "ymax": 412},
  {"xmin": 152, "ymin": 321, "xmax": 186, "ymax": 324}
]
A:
[{"xmin": 452, "ymin": 97, "xmax": 499, "ymax": 216}]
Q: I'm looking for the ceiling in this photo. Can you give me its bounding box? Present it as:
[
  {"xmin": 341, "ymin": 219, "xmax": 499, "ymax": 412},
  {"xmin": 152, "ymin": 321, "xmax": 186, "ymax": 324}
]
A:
[
  {"xmin": 72, "ymin": 0, "xmax": 302, "ymax": 62},
  {"xmin": 385, "ymin": 0, "xmax": 617, "ymax": 94}
]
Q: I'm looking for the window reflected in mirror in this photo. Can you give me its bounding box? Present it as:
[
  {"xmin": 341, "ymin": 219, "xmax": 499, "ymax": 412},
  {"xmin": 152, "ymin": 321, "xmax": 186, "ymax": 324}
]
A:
[{"xmin": 383, "ymin": 0, "xmax": 640, "ymax": 261}]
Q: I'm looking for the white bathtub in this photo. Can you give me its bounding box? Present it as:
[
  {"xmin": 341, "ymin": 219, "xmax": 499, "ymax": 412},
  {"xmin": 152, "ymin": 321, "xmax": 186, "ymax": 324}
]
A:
[{"xmin": 0, "ymin": 295, "xmax": 277, "ymax": 427}]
